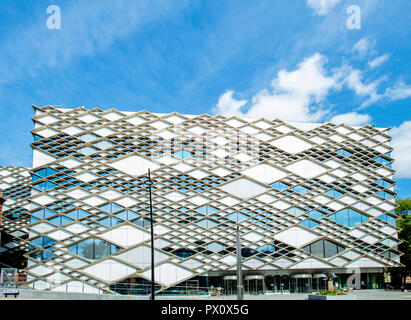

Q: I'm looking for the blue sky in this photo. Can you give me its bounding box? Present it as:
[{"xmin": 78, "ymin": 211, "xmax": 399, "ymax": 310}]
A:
[{"xmin": 0, "ymin": 0, "xmax": 410, "ymax": 197}]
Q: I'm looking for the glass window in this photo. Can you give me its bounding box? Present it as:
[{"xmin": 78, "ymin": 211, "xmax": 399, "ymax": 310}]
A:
[
  {"xmin": 111, "ymin": 203, "xmax": 124, "ymax": 213},
  {"xmin": 336, "ymin": 149, "xmax": 352, "ymax": 157},
  {"xmin": 76, "ymin": 239, "xmax": 95, "ymax": 259},
  {"xmin": 241, "ymin": 248, "xmax": 257, "ymax": 257},
  {"xmin": 79, "ymin": 133, "xmax": 98, "ymax": 143},
  {"xmin": 304, "ymin": 239, "xmax": 344, "ymax": 258},
  {"xmin": 31, "ymin": 208, "xmax": 57, "ymax": 219},
  {"xmin": 348, "ymin": 211, "xmax": 363, "ymax": 227},
  {"xmin": 310, "ymin": 240, "xmax": 324, "ymax": 258},
  {"xmin": 285, "ymin": 207, "xmax": 305, "ymax": 216},
  {"xmin": 330, "ymin": 210, "xmax": 347, "ymax": 226},
  {"xmin": 30, "ymin": 216, "xmax": 40, "ymax": 223},
  {"xmin": 196, "ymin": 205, "xmax": 219, "ymax": 215},
  {"xmin": 30, "ymin": 236, "xmax": 56, "ymax": 248},
  {"xmin": 374, "ymin": 156, "xmax": 391, "ymax": 167},
  {"xmin": 381, "ymin": 238, "xmax": 397, "ymax": 247},
  {"xmin": 270, "ymin": 181, "xmax": 290, "ymax": 191},
  {"xmin": 299, "ymin": 219, "xmax": 319, "ymax": 229},
  {"xmin": 94, "ymin": 140, "xmax": 114, "ymax": 150},
  {"xmin": 99, "ymin": 203, "xmax": 124, "ymax": 214},
  {"xmin": 31, "ymin": 174, "xmax": 41, "ymax": 182},
  {"xmin": 174, "ymin": 150, "xmax": 192, "ymax": 159},
  {"xmin": 132, "ymin": 217, "xmax": 151, "ymax": 228},
  {"xmin": 172, "ymin": 248, "xmax": 196, "ymax": 258},
  {"xmin": 307, "ymin": 210, "xmax": 324, "ymax": 219},
  {"xmin": 206, "ymin": 242, "xmax": 226, "ymax": 252},
  {"xmin": 33, "ymin": 167, "xmax": 59, "ymax": 177},
  {"xmin": 68, "ymin": 238, "xmax": 121, "ymax": 260},
  {"xmin": 29, "ymin": 250, "xmax": 56, "ymax": 261},
  {"xmin": 325, "ymin": 189, "xmax": 343, "ymax": 198},
  {"xmin": 31, "ymin": 209, "xmax": 45, "ymax": 219},
  {"xmin": 33, "ymin": 181, "xmax": 58, "ymax": 191},
  {"xmin": 48, "ymin": 215, "xmax": 74, "ymax": 226},
  {"xmin": 93, "ymin": 238, "xmax": 112, "ymax": 259},
  {"xmin": 292, "ymin": 185, "xmax": 310, "ymax": 194},
  {"xmin": 78, "ymin": 146, "xmax": 98, "ymax": 156},
  {"xmin": 377, "ymin": 190, "xmax": 394, "ymax": 199},
  {"xmin": 378, "ymin": 214, "xmax": 396, "ymax": 225},
  {"xmin": 376, "ymin": 179, "xmax": 393, "ymax": 188},
  {"xmin": 195, "ymin": 219, "xmax": 218, "ymax": 228},
  {"xmin": 99, "ymin": 217, "xmax": 121, "ymax": 227},
  {"xmin": 115, "ymin": 210, "xmax": 140, "ymax": 221},
  {"xmin": 227, "ymin": 212, "xmax": 248, "ymax": 222},
  {"xmin": 258, "ymin": 245, "xmax": 275, "ymax": 254},
  {"xmin": 383, "ymin": 250, "xmax": 399, "ymax": 260},
  {"xmin": 324, "ymin": 240, "xmax": 338, "ymax": 257},
  {"xmin": 329, "ymin": 209, "xmax": 368, "ymax": 227}
]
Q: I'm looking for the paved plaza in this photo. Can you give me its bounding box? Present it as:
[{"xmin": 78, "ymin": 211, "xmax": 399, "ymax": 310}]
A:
[
  {"xmin": 155, "ymin": 290, "xmax": 411, "ymax": 300},
  {"xmin": 1, "ymin": 289, "xmax": 411, "ymax": 300}
]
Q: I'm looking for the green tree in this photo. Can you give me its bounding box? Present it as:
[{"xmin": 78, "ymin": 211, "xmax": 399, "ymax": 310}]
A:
[
  {"xmin": 388, "ymin": 199, "xmax": 411, "ymax": 287},
  {"xmin": 396, "ymin": 198, "xmax": 411, "ymax": 218}
]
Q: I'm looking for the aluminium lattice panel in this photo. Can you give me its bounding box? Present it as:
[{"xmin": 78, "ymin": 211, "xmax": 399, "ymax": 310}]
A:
[{"xmin": 25, "ymin": 105, "xmax": 401, "ymax": 293}]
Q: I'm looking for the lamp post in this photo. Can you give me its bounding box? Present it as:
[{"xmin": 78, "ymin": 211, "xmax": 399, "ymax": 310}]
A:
[
  {"xmin": 236, "ymin": 226, "xmax": 243, "ymax": 300},
  {"xmin": 146, "ymin": 168, "xmax": 155, "ymax": 300}
]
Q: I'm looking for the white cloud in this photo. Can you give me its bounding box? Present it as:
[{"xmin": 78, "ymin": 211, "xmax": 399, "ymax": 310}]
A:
[
  {"xmin": 334, "ymin": 65, "xmax": 411, "ymax": 109},
  {"xmin": 212, "ymin": 90, "xmax": 247, "ymax": 117},
  {"xmin": 368, "ymin": 54, "xmax": 390, "ymax": 68},
  {"xmin": 273, "ymin": 54, "xmax": 337, "ymax": 102},
  {"xmin": 391, "ymin": 121, "xmax": 411, "ymax": 179},
  {"xmin": 306, "ymin": 0, "xmax": 341, "ymax": 16},
  {"xmin": 213, "ymin": 52, "xmax": 411, "ymax": 124},
  {"xmin": 352, "ymin": 38, "xmax": 376, "ymax": 56},
  {"xmin": 330, "ymin": 112, "xmax": 372, "ymax": 126},
  {"xmin": 384, "ymin": 80, "xmax": 411, "ymax": 101},
  {"xmin": 342, "ymin": 67, "xmax": 384, "ymax": 108},
  {"xmin": 213, "ymin": 53, "xmax": 337, "ymax": 122}
]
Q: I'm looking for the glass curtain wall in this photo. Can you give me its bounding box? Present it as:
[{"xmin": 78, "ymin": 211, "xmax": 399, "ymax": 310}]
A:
[
  {"xmin": 244, "ymin": 275, "xmax": 265, "ymax": 295},
  {"xmin": 290, "ymin": 274, "xmax": 312, "ymax": 293},
  {"xmin": 312, "ymin": 274, "xmax": 328, "ymax": 292},
  {"xmin": 223, "ymin": 275, "xmax": 237, "ymax": 295}
]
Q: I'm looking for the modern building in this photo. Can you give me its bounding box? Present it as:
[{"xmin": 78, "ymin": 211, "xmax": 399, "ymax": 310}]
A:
[
  {"xmin": 22, "ymin": 105, "xmax": 401, "ymax": 294},
  {"xmin": 0, "ymin": 166, "xmax": 31, "ymax": 269}
]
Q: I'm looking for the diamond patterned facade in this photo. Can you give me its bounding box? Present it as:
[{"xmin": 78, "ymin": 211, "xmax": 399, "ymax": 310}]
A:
[
  {"xmin": 0, "ymin": 166, "xmax": 31, "ymax": 269},
  {"xmin": 20, "ymin": 105, "xmax": 401, "ymax": 293}
]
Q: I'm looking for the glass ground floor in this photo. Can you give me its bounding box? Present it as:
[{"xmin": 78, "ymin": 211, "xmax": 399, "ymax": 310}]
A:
[
  {"xmin": 111, "ymin": 268, "xmax": 386, "ymax": 295},
  {"xmin": 194, "ymin": 268, "xmax": 386, "ymax": 294}
]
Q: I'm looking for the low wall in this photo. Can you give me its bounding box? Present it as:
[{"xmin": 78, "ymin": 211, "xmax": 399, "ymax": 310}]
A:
[
  {"xmin": 0, "ymin": 288, "xmax": 146, "ymax": 300},
  {"xmin": 308, "ymin": 294, "xmax": 357, "ymax": 300}
]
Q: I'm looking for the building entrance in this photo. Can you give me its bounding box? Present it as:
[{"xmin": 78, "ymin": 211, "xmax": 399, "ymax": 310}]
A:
[
  {"xmin": 312, "ymin": 274, "xmax": 328, "ymax": 292},
  {"xmin": 223, "ymin": 275, "xmax": 237, "ymax": 295},
  {"xmin": 290, "ymin": 274, "xmax": 312, "ymax": 293},
  {"xmin": 245, "ymin": 275, "xmax": 265, "ymax": 295}
]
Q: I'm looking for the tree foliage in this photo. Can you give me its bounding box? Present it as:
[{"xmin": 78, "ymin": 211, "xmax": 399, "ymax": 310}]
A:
[
  {"xmin": 397, "ymin": 216, "xmax": 411, "ymax": 274},
  {"xmin": 396, "ymin": 198, "xmax": 411, "ymax": 218},
  {"xmin": 388, "ymin": 199, "xmax": 411, "ymax": 286}
]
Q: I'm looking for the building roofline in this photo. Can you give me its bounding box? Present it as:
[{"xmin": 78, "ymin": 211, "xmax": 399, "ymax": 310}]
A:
[{"xmin": 34, "ymin": 105, "xmax": 390, "ymax": 130}]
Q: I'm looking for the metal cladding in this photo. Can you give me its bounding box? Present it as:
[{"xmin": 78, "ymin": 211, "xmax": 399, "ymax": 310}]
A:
[
  {"xmin": 22, "ymin": 105, "xmax": 400, "ymax": 293},
  {"xmin": 0, "ymin": 166, "xmax": 31, "ymax": 262}
]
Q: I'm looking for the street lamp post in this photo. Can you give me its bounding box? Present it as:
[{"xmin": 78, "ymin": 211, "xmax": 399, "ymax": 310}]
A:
[
  {"xmin": 236, "ymin": 226, "xmax": 243, "ymax": 300},
  {"xmin": 146, "ymin": 168, "xmax": 155, "ymax": 300}
]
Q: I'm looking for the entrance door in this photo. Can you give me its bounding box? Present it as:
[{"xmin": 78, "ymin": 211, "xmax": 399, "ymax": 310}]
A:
[
  {"xmin": 265, "ymin": 275, "xmax": 275, "ymax": 293},
  {"xmin": 274, "ymin": 275, "xmax": 289, "ymax": 293},
  {"xmin": 290, "ymin": 277, "xmax": 312, "ymax": 293},
  {"xmin": 312, "ymin": 278, "xmax": 327, "ymax": 292},
  {"xmin": 245, "ymin": 278, "xmax": 265, "ymax": 295},
  {"xmin": 223, "ymin": 279, "xmax": 237, "ymax": 295}
]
